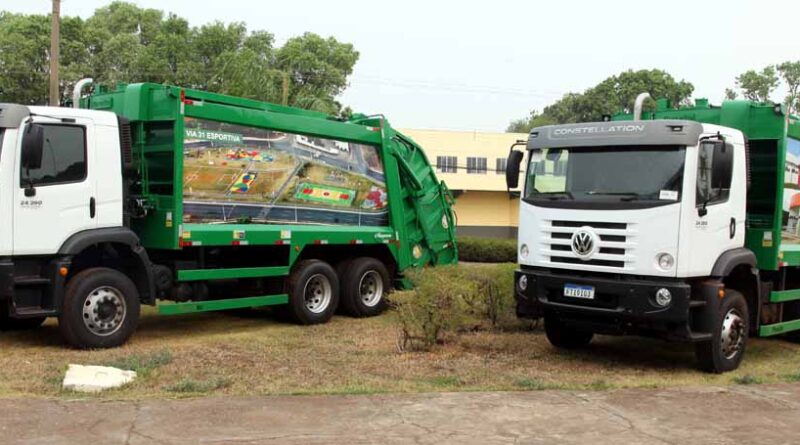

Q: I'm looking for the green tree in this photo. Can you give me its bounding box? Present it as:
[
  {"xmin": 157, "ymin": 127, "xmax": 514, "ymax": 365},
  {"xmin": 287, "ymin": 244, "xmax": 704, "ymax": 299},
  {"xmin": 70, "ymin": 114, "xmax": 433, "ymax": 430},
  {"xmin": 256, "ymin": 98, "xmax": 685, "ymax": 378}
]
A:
[
  {"xmin": 0, "ymin": 2, "xmax": 359, "ymax": 114},
  {"xmin": 506, "ymin": 69, "xmax": 694, "ymax": 132},
  {"xmin": 735, "ymin": 67, "xmax": 779, "ymax": 102},
  {"xmin": 724, "ymin": 88, "xmax": 738, "ymax": 101},
  {"xmin": 777, "ymin": 61, "xmax": 800, "ymax": 115}
]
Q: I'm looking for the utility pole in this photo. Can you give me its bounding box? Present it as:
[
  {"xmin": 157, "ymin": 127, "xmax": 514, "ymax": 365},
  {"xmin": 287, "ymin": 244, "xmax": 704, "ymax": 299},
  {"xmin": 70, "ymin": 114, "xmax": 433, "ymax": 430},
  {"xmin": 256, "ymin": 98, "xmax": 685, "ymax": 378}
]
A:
[
  {"xmin": 49, "ymin": 0, "xmax": 60, "ymax": 106},
  {"xmin": 282, "ymin": 72, "xmax": 290, "ymax": 106}
]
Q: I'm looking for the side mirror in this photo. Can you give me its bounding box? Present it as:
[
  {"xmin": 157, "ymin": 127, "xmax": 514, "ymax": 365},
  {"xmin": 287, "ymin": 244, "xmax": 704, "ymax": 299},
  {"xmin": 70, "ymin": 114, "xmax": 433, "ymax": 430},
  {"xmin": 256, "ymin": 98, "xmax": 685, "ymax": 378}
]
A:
[
  {"xmin": 506, "ymin": 149, "xmax": 524, "ymax": 189},
  {"xmin": 21, "ymin": 123, "xmax": 44, "ymax": 170}
]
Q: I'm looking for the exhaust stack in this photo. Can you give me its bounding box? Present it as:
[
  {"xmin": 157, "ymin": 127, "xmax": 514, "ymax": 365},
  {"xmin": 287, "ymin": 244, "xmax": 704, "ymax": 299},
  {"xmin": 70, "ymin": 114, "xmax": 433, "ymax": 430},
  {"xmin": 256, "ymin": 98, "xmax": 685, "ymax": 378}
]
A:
[
  {"xmin": 633, "ymin": 92, "xmax": 651, "ymax": 121},
  {"xmin": 72, "ymin": 78, "xmax": 93, "ymax": 108}
]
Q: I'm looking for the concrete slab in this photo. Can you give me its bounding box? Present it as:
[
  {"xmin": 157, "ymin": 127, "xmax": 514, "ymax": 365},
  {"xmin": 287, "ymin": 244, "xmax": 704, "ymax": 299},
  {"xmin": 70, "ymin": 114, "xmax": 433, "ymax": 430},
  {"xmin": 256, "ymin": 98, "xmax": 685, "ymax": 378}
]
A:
[
  {"xmin": 62, "ymin": 364, "xmax": 136, "ymax": 393},
  {"xmin": 2, "ymin": 384, "xmax": 800, "ymax": 444}
]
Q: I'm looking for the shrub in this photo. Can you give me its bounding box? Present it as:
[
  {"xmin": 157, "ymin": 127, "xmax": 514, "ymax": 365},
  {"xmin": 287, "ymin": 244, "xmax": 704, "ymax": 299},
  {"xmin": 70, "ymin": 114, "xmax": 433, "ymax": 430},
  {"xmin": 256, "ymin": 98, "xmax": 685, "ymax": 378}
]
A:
[
  {"xmin": 457, "ymin": 237, "xmax": 516, "ymax": 263},
  {"xmin": 396, "ymin": 264, "xmax": 520, "ymax": 351},
  {"xmin": 396, "ymin": 265, "xmax": 474, "ymax": 351}
]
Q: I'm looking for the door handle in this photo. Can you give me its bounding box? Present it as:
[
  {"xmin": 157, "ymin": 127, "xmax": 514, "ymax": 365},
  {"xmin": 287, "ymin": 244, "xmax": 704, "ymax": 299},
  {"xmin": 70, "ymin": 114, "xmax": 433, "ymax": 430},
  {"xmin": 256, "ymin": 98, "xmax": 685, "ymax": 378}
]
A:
[
  {"xmin": 730, "ymin": 217, "xmax": 736, "ymax": 239},
  {"xmin": 89, "ymin": 197, "xmax": 96, "ymax": 219}
]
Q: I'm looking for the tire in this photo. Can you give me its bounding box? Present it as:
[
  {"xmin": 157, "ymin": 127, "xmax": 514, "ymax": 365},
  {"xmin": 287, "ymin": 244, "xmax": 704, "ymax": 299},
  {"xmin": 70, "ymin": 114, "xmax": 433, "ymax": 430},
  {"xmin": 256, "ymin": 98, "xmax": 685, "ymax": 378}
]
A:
[
  {"xmin": 339, "ymin": 257, "xmax": 390, "ymax": 317},
  {"xmin": 544, "ymin": 313, "xmax": 594, "ymax": 349},
  {"xmin": 0, "ymin": 304, "xmax": 46, "ymax": 331},
  {"xmin": 285, "ymin": 260, "xmax": 339, "ymax": 325},
  {"xmin": 58, "ymin": 267, "xmax": 141, "ymax": 349},
  {"xmin": 695, "ymin": 289, "xmax": 748, "ymax": 373}
]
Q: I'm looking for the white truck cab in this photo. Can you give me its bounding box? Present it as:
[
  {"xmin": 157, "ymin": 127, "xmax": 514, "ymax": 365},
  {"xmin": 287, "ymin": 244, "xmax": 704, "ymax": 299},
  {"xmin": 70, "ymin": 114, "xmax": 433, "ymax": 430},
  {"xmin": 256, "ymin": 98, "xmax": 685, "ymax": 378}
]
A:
[{"xmin": 507, "ymin": 114, "xmax": 754, "ymax": 373}]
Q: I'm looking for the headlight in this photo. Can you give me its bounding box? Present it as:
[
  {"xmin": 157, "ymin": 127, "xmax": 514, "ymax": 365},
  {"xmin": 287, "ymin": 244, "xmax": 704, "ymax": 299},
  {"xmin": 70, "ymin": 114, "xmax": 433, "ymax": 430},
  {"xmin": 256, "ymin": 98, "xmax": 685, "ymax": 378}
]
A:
[
  {"xmin": 657, "ymin": 253, "xmax": 675, "ymax": 270},
  {"xmin": 655, "ymin": 288, "xmax": 672, "ymax": 307},
  {"xmin": 518, "ymin": 275, "xmax": 528, "ymax": 291},
  {"xmin": 520, "ymin": 244, "xmax": 529, "ymax": 259}
]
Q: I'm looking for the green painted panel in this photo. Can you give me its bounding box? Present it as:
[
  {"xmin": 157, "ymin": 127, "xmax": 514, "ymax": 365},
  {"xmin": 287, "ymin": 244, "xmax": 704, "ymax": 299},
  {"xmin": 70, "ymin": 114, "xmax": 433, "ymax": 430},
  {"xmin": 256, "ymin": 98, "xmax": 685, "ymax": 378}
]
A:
[
  {"xmin": 759, "ymin": 318, "xmax": 800, "ymax": 337},
  {"xmin": 158, "ymin": 294, "xmax": 288, "ymax": 315},
  {"xmin": 769, "ymin": 289, "xmax": 800, "ymax": 303},
  {"xmin": 177, "ymin": 266, "xmax": 289, "ymax": 282}
]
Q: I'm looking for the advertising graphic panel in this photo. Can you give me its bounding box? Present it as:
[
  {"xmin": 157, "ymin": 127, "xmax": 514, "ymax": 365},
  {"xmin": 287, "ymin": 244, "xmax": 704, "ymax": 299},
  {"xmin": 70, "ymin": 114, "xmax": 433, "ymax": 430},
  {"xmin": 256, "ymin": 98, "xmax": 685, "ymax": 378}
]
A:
[
  {"xmin": 182, "ymin": 118, "xmax": 389, "ymax": 226},
  {"xmin": 783, "ymin": 138, "xmax": 800, "ymax": 242}
]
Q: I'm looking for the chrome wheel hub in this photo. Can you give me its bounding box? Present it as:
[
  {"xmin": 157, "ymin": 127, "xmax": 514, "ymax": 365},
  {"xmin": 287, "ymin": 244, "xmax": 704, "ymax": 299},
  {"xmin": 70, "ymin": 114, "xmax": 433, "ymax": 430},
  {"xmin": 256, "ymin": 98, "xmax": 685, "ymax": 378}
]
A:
[
  {"xmin": 359, "ymin": 271, "xmax": 383, "ymax": 307},
  {"xmin": 82, "ymin": 286, "xmax": 127, "ymax": 336},
  {"xmin": 721, "ymin": 308, "xmax": 746, "ymax": 360},
  {"xmin": 304, "ymin": 274, "xmax": 332, "ymax": 314}
]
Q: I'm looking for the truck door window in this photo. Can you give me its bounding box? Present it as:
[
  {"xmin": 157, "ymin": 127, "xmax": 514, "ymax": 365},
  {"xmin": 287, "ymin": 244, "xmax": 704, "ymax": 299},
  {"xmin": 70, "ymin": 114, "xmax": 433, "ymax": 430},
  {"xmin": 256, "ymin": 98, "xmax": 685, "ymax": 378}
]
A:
[
  {"xmin": 20, "ymin": 124, "xmax": 87, "ymax": 187},
  {"xmin": 696, "ymin": 141, "xmax": 732, "ymax": 206}
]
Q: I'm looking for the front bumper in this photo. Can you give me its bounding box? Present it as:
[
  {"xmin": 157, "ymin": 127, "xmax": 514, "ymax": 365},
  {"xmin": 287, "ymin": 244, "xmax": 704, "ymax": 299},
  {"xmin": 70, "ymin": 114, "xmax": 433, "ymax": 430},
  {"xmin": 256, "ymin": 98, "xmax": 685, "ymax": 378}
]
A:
[{"xmin": 515, "ymin": 268, "xmax": 693, "ymax": 334}]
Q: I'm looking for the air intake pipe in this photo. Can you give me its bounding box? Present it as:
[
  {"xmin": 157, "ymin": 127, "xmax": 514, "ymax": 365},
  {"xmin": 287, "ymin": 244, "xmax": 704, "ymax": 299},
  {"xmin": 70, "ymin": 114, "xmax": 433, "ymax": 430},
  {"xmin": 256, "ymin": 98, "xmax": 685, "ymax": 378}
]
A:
[
  {"xmin": 633, "ymin": 92, "xmax": 651, "ymax": 121},
  {"xmin": 72, "ymin": 78, "xmax": 93, "ymax": 108}
]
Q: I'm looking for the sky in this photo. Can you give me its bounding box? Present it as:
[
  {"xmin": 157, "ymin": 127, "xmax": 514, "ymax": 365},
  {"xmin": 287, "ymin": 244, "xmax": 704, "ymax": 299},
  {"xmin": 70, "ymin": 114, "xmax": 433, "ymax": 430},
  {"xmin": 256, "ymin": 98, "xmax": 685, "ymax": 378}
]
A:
[{"xmin": 7, "ymin": 0, "xmax": 800, "ymax": 132}]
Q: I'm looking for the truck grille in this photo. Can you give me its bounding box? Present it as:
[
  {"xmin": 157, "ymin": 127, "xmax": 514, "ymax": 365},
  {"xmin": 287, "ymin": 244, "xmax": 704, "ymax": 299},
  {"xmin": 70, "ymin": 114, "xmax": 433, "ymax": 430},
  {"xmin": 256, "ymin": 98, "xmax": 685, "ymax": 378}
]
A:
[{"xmin": 543, "ymin": 220, "xmax": 634, "ymax": 270}]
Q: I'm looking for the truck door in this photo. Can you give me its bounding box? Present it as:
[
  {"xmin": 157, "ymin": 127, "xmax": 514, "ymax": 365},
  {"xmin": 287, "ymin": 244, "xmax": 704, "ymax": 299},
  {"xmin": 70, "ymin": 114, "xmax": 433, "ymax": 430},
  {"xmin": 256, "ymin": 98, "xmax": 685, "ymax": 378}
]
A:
[
  {"xmin": 685, "ymin": 139, "xmax": 743, "ymax": 275},
  {"xmin": 13, "ymin": 119, "xmax": 97, "ymax": 255}
]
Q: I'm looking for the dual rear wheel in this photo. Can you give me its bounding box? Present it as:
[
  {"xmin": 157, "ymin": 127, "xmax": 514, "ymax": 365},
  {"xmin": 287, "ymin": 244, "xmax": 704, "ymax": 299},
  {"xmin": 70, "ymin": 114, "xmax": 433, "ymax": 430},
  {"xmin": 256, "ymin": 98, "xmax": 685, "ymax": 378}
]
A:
[{"xmin": 282, "ymin": 257, "xmax": 391, "ymax": 325}]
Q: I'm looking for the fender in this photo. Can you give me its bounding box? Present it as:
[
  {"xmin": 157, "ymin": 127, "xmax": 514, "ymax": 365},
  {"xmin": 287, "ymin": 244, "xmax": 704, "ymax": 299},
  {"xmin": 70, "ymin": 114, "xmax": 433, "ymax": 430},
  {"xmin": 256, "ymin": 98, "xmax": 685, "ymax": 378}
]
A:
[
  {"xmin": 58, "ymin": 227, "xmax": 155, "ymax": 304},
  {"xmin": 710, "ymin": 248, "xmax": 756, "ymax": 278}
]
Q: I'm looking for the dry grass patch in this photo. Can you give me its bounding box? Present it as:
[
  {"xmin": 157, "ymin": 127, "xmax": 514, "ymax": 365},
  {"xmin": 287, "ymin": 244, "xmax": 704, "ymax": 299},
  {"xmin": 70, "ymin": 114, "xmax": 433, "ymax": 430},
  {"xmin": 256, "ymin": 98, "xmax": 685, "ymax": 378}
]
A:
[{"xmin": 1, "ymin": 306, "xmax": 800, "ymax": 399}]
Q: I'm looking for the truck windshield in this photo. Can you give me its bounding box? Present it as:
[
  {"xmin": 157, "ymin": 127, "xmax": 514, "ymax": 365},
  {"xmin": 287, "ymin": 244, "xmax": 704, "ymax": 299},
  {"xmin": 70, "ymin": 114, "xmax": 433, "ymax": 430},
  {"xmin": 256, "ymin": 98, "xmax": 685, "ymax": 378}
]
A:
[{"xmin": 524, "ymin": 145, "xmax": 686, "ymax": 207}]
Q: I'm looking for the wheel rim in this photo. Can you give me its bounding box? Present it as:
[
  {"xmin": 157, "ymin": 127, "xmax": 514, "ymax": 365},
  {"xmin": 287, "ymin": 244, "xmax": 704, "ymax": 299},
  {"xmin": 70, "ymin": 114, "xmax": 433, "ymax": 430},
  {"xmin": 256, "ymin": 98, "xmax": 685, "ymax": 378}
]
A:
[
  {"xmin": 82, "ymin": 286, "xmax": 127, "ymax": 337},
  {"xmin": 359, "ymin": 270, "xmax": 384, "ymax": 308},
  {"xmin": 303, "ymin": 274, "xmax": 332, "ymax": 314},
  {"xmin": 721, "ymin": 308, "xmax": 746, "ymax": 360}
]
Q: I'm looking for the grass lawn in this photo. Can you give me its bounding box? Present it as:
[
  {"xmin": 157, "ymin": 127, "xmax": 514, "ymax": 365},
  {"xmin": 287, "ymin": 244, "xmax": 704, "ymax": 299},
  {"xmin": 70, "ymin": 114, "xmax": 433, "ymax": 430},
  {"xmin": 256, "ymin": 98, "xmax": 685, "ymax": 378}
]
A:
[{"xmin": 2, "ymin": 301, "xmax": 800, "ymax": 399}]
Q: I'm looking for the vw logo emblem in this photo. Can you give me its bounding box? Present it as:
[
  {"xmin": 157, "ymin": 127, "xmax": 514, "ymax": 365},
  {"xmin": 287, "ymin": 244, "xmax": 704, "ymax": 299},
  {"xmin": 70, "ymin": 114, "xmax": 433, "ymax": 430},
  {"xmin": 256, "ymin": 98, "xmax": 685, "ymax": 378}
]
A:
[{"xmin": 571, "ymin": 227, "xmax": 597, "ymax": 259}]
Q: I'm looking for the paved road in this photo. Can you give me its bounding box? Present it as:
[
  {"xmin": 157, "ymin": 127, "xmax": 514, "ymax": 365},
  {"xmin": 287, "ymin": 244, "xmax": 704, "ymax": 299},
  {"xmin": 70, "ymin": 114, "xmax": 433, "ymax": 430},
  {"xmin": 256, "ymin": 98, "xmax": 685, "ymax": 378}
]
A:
[{"xmin": 3, "ymin": 384, "xmax": 800, "ymax": 444}]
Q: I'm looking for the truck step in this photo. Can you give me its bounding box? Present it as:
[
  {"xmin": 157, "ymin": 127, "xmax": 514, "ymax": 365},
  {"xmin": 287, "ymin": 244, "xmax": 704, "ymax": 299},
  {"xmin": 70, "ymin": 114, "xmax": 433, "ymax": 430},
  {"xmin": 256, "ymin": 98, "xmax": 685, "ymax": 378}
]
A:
[
  {"xmin": 158, "ymin": 294, "xmax": 289, "ymax": 315},
  {"xmin": 768, "ymin": 289, "xmax": 800, "ymax": 303},
  {"xmin": 689, "ymin": 300, "xmax": 707, "ymax": 308},
  {"xmin": 687, "ymin": 332, "xmax": 712, "ymax": 342},
  {"xmin": 177, "ymin": 266, "xmax": 289, "ymax": 282},
  {"xmin": 13, "ymin": 276, "xmax": 51, "ymax": 287},
  {"xmin": 12, "ymin": 306, "xmax": 57, "ymax": 317},
  {"xmin": 759, "ymin": 319, "xmax": 800, "ymax": 337}
]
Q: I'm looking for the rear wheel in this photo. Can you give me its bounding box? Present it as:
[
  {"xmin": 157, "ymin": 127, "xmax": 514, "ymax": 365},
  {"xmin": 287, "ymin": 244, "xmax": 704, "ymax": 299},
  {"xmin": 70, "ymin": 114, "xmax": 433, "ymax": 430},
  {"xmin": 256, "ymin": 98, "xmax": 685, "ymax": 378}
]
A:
[
  {"xmin": 544, "ymin": 313, "xmax": 594, "ymax": 349},
  {"xmin": 695, "ymin": 289, "xmax": 748, "ymax": 373},
  {"xmin": 58, "ymin": 268, "xmax": 140, "ymax": 349},
  {"xmin": 339, "ymin": 257, "xmax": 390, "ymax": 317},
  {"xmin": 0, "ymin": 304, "xmax": 46, "ymax": 331},
  {"xmin": 285, "ymin": 260, "xmax": 339, "ymax": 325}
]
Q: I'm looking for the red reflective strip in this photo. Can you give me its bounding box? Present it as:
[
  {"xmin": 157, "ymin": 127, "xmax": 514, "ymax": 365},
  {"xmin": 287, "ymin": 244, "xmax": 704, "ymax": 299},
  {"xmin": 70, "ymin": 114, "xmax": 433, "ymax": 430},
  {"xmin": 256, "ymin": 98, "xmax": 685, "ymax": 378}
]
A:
[
  {"xmin": 232, "ymin": 240, "xmax": 241, "ymax": 246},
  {"xmin": 275, "ymin": 240, "xmax": 285, "ymax": 245},
  {"xmin": 180, "ymin": 89, "xmax": 186, "ymax": 102}
]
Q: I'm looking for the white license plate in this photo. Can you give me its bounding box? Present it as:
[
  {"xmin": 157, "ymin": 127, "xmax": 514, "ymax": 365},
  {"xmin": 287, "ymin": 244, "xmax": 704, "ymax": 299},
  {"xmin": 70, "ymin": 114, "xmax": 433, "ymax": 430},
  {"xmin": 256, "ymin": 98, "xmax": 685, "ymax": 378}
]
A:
[{"xmin": 563, "ymin": 284, "xmax": 595, "ymax": 300}]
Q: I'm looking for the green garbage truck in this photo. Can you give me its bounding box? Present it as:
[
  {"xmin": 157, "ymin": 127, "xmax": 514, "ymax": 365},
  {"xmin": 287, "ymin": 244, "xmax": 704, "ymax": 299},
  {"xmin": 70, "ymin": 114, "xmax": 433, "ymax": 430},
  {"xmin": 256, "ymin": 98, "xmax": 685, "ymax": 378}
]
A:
[
  {"xmin": 506, "ymin": 92, "xmax": 800, "ymax": 372},
  {"xmin": 0, "ymin": 79, "xmax": 457, "ymax": 348}
]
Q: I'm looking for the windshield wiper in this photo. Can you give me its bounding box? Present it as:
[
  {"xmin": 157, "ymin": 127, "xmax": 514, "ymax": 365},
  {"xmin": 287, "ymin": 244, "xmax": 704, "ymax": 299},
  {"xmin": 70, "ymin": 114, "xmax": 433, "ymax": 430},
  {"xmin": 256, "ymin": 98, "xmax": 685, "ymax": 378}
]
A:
[
  {"xmin": 585, "ymin": 191, "xmax": 640, "ymax": 201},
  {"xmin": 533, "ymin": 191, "xmax": 574, "ymax": 200}
]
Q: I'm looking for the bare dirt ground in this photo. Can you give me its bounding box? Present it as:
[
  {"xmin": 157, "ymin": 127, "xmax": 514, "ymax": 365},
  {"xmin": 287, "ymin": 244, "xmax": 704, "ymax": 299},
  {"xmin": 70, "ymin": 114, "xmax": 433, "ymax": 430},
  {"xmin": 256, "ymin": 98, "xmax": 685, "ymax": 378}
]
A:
[{"xmin": 2, "ymin": 383, "xmax": 800, "ymax": 444}]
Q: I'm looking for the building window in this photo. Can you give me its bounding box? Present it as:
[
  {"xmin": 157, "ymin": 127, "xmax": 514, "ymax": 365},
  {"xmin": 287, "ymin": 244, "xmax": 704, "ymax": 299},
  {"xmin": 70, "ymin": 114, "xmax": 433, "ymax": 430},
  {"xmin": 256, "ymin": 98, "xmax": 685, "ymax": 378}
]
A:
[
  {"xmin": 436, "ymin": 156, "xmax": 457, "ymax": 173},
  {"xmin": 467, "ymin": 157, "xmax": 487, "ymax": 174},
  {"xmin": 495, "ymin": 157, "xmax": 507, "ymax": 174}
]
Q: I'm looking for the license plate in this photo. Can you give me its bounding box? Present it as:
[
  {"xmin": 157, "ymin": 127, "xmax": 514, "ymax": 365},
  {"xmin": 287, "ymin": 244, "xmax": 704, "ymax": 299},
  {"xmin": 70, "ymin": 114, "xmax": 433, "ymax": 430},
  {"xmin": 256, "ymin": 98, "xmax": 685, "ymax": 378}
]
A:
[{"xmin": 564, "ymin": 284, "xmax": 595, "ymax": 300}]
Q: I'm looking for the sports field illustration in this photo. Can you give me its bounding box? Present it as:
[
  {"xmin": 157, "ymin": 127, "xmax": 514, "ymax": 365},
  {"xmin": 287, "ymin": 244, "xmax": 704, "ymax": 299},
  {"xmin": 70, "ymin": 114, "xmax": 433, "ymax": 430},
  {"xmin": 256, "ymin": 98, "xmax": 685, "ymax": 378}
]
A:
[{"xmin": 182, "ymin": 118, "xmax": 390, "ymax": 226}]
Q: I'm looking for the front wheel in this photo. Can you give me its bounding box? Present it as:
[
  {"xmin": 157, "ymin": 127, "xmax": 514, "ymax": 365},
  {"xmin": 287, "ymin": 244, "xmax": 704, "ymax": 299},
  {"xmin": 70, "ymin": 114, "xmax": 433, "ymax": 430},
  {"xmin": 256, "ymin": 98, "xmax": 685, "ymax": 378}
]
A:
[
  {"xmin": 58, "ymin": 268, "xmax": 141, "ymax": 349},
  {"xmin": 695, "ymin": 289, "xmax": 748, "ymax": 373},
  {"xmin": 544, "ymin": 313, "xmax": 594, "ymax": 349}
]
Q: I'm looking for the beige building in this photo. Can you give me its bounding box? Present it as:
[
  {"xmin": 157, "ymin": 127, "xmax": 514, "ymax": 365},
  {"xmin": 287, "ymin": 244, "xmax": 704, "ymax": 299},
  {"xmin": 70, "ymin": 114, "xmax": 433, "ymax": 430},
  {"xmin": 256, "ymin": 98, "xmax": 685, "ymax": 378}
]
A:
[{"xmin": 401, "ymin": 128, "xmax": 528, "ymax": 239}]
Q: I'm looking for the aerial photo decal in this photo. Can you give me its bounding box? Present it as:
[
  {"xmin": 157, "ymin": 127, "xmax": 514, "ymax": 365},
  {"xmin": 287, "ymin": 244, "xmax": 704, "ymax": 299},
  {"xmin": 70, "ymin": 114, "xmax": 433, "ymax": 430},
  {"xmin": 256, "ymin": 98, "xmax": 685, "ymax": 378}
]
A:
[{"xmin": 182, "ymin": 118, "xmax": 389, "ymax": 226}]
